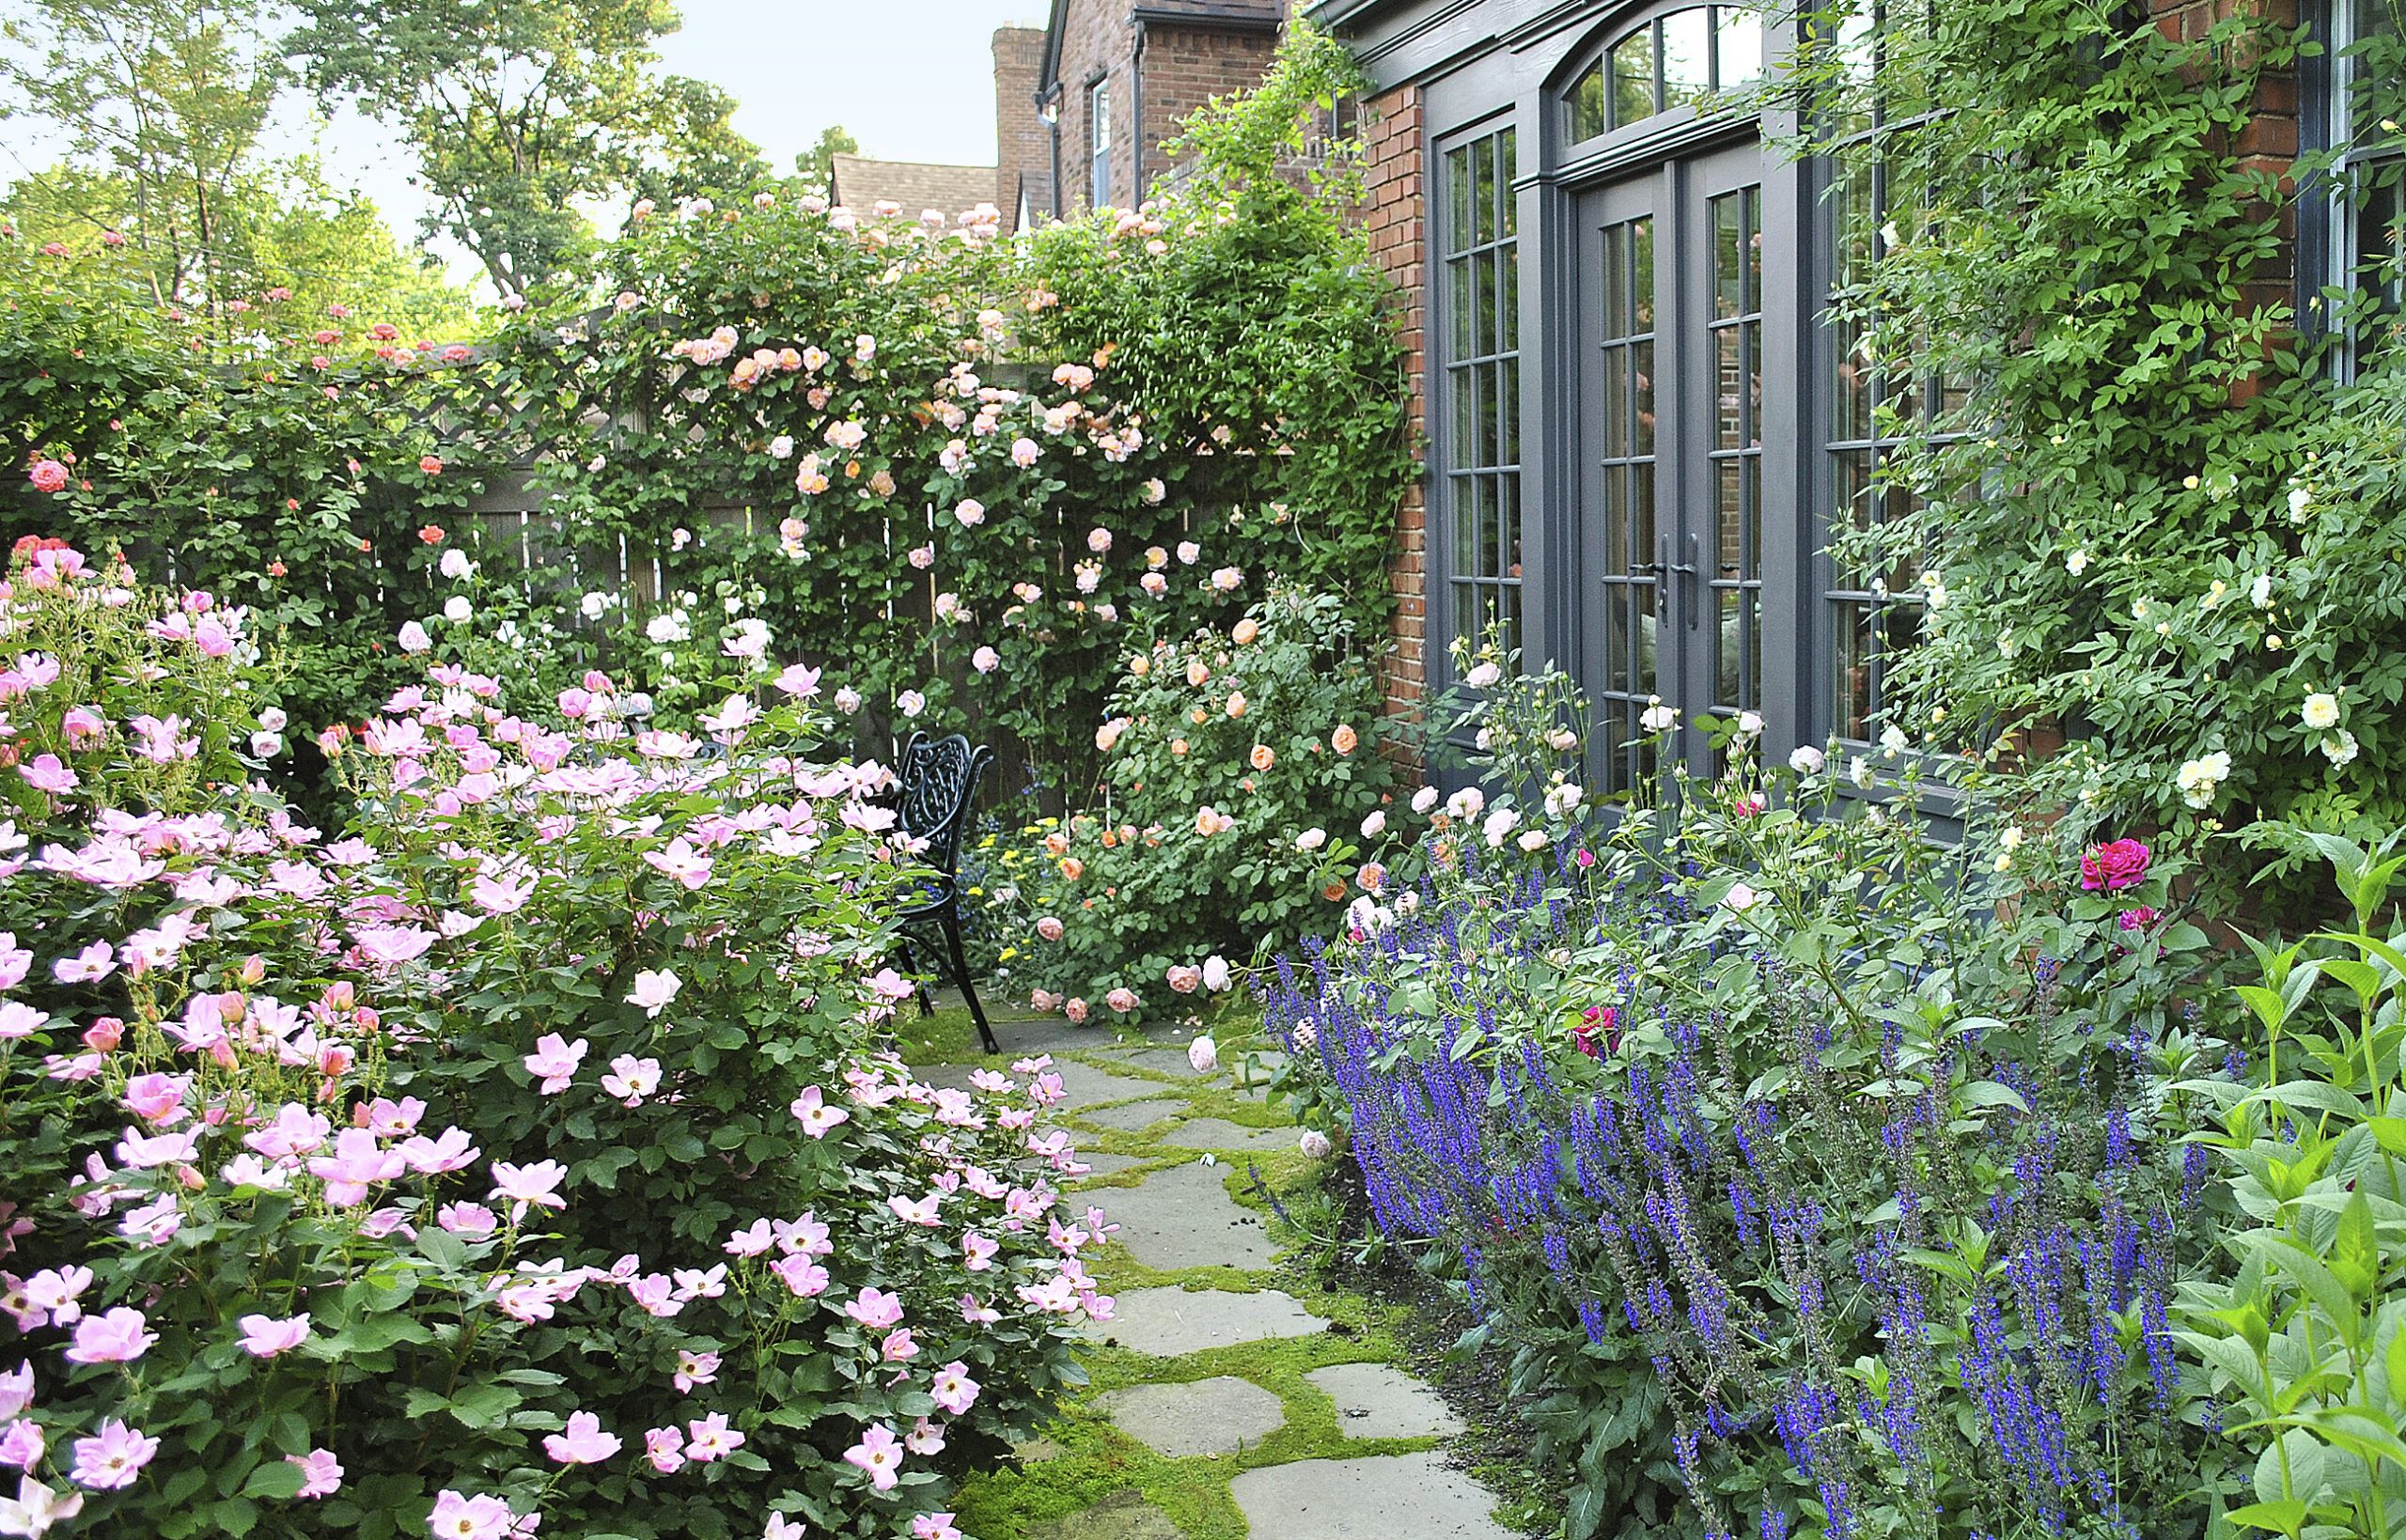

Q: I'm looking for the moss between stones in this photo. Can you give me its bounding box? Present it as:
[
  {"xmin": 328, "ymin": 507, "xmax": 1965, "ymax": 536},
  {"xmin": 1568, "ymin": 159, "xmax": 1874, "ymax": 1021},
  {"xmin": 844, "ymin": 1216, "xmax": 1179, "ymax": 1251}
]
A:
[{"xmin": 897, "ymin": 1006, "xmax": 1518, "ymax": 1539}]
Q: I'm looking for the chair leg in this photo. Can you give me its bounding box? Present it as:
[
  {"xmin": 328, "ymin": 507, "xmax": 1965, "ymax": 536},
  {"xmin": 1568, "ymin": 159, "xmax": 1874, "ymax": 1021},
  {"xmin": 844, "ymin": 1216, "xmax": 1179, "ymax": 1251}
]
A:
[
  {"xmin": 898, "ymin": 937, "xmax": 937, "ymax": 1019},
  {"xmin": 943, "ymin": 906, "xmax": 998, "ymax": 1056}
]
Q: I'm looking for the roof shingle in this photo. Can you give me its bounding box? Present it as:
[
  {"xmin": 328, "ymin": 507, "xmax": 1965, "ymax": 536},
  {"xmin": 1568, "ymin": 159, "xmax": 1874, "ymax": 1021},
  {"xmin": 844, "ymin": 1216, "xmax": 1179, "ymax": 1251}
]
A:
[{"xmin": 827, "ymin": 156, "xmax": 999, "ymax": 222}]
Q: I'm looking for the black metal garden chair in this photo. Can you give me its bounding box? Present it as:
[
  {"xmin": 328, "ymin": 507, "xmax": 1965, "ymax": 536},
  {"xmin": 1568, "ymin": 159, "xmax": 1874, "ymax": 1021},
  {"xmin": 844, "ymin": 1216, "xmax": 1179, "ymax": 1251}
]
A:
[{"xmin": 890, "ymin": 731, "xmax": 998, "ymax": 1055}]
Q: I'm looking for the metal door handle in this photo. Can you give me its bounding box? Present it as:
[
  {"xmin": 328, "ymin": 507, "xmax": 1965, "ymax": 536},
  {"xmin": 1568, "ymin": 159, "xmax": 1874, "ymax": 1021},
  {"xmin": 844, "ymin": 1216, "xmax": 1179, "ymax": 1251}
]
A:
[{"xmin": 1663, "ymin": 531, "xmax": 1699, "ymax": 631}]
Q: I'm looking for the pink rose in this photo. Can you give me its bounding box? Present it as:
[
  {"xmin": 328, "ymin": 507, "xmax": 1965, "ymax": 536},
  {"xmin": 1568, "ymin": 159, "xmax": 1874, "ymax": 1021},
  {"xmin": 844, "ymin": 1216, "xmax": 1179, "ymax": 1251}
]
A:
[
  {"xmin": 1036, "ymin": 916, "xmax": 1065, "ymax": 941},
  {"xmin": 2079, "ymin": 838, "xmax": 2150, "ymax": 893}
]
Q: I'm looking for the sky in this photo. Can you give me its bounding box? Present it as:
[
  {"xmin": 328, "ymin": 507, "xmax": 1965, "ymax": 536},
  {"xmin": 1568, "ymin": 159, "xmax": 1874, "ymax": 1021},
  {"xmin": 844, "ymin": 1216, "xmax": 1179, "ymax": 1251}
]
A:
[{"xmin": 3, "ymin": 0, "xmax": 1046, "ymax": 288}]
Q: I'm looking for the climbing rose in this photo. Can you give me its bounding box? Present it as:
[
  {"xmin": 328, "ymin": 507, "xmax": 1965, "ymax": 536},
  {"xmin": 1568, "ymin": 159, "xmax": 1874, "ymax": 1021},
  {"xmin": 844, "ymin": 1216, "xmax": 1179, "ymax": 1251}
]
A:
[{"xmin": 26, "ymin": 460, "xmax": 68, "ymax": 494}]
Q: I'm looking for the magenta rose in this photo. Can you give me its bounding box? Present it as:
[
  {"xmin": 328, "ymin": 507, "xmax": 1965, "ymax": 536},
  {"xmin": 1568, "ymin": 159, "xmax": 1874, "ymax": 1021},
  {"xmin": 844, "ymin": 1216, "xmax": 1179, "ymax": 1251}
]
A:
[{"xmin": 2080, "ymin": 838, "xmax": 2150, "ymax": 893}]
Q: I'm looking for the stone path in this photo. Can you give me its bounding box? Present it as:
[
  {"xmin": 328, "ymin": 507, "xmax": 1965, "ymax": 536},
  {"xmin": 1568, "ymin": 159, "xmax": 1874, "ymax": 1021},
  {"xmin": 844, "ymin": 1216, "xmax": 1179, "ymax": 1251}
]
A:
[{"xmin": 904, "ymin": 1001, "xmax": 1521, "ymax": 1540}]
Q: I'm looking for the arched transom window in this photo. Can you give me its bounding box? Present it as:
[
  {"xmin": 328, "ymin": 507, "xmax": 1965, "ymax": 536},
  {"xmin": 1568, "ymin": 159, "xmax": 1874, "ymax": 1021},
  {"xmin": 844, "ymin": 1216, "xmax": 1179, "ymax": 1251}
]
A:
[{"xmin": 1566, "ymin": 5, "xmax": 1765, "ymax": 143}]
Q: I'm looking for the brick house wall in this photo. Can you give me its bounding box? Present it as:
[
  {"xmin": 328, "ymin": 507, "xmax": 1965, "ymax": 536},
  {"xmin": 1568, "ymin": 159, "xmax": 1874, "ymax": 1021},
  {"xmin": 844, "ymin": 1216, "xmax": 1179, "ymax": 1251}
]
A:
[
  {"xmin": 1360, "ymin": 86, "xmax": 1428, "ymax": 745},
  {"xmin": 1045, "ymin": 1, "xmax": 1289, "ymax": 215},
  {"xmin": 1136, "ymin": 21, "xmax": 1282, "ymax": 192},
  {"xmin": 1054, "ymin": 0, "xmax": 1136, "ymax": 212},
  {"xmin": 994, "ymin": 27, "xmax": 1054, "ymax": 231}
]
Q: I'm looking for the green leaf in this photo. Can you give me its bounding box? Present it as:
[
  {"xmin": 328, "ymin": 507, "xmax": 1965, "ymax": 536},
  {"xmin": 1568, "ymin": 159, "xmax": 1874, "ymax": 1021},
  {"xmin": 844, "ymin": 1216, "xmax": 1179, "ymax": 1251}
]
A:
[
  {"xmin": 240, "ymin": 1461, "xmax": 308, "ymax": 1501},
  {"xmin": 2334, "ymin": 1192, "xmax": 2382, "ymax": 1299}
]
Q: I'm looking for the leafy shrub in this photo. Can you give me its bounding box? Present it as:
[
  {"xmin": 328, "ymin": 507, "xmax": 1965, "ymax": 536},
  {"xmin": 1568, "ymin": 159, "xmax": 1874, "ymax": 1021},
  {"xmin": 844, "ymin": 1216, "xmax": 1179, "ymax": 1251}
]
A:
[
  {"xmin": 0, "ymin": 23, "xmax": 1414, "ymax": 813},
  {"xmin": 2176, "ymin": 832, "xmax": 2406, "ymax": 1540},
  {"xmin": 0, "ymin": 542, "xmax": 1108, "ymax": 1538},
  {"xmin": 985, "ymin": 587, "xmax": 1409, "ymax": 1023},
  {"xmin": 1265, "ymin": 692, "xmax": 2245, "ymax": 1540}
]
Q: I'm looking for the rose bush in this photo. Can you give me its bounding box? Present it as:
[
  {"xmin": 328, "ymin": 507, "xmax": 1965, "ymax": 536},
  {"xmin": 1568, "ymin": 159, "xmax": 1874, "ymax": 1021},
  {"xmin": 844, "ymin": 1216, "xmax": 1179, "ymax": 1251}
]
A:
[
  {"xmin": 0, "ymin": 23, "xmax": 1413, "ymax": 817},
  {"xmin": 985, "ymin": 587, "xmax": 1416, "ymax": 1024},
  {"xmin": 0, "ymin": 542, "xmax": 1109, "ymax": 1538}
]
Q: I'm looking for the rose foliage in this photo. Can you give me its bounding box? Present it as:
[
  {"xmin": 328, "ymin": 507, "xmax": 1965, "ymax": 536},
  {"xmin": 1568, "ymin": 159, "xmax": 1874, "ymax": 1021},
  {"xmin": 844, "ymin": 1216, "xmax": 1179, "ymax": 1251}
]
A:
[{"xmin": 0, "ymin": 540, "xmax": 1113, "ymax": 1539}]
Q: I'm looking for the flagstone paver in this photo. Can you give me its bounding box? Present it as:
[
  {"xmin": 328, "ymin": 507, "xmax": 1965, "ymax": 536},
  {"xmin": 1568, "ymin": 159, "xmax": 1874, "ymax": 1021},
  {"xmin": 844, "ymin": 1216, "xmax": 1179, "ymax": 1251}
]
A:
[
  {"xmin": 1077, "ymin": 1097, "xmax": 1188, "ymax": 1132},
  {"xmin": 913, "ymin": 1018, "xmax": 1520, "ymax": 1538},
  {"xmin": 1048, "ymin": 1060, "xmax": 1168, "ymax": 1107},
  {"xmin": 1090, "ymin": 1287, "xmax": 1333, "ymax": 1357},
  {"xmin": 1097, "ymin": 1159, "xmax": 1274, "ymax": 1270},
  {"xmin": 1306, "ymin": 1362, "xmax": 1468, "ymax": 1440},
  {"xmin": 1229, "ymin": 1453, "xmax": 1522, "ymax": 1539},
  {"xmin": 1156, "ymin": 1117, "xmax": 1294, "ymax": 1154},
  {"xmin": 1096, "ymin": 1376, "xmax": 1287, "ymax": 1456}
]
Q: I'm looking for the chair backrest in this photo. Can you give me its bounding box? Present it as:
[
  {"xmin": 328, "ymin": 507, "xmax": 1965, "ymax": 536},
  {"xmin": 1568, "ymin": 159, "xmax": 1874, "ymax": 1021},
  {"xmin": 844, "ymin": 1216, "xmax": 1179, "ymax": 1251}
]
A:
[{"xmin": 895, "ymin": 731, "xmax": 992, "ymax": 879}]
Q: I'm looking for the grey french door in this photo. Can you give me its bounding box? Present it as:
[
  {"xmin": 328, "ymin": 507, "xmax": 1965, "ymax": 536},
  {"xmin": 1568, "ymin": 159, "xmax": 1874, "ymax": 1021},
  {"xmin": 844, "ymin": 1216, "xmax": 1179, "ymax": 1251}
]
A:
[{"xmin": 1576, "ymin": 140, "xmax": 1772, "ymax": 793}]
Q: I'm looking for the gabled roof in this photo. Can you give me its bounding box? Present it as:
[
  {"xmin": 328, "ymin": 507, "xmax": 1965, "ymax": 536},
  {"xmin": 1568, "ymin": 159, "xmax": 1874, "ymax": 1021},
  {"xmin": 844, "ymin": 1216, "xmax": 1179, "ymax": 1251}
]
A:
[{"xmin": 827, "ymin": 156, "xmax": 998, "ymax": 221}]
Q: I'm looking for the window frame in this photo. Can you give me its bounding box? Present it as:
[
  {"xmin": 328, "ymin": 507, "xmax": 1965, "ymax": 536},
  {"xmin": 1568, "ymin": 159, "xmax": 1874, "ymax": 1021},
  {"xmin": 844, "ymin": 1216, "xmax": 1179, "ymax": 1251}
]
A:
[
  {"xmin": 2320, "ymin": 0, "xmax": 2405, "ymax": 378},
  {"xmin": 1430, "ymin": 117, "xmax": 1526, "ymax": 711},
  {"xmin": 1088, "ymin": 77, "xmax": 1114, "ymax": 209}
]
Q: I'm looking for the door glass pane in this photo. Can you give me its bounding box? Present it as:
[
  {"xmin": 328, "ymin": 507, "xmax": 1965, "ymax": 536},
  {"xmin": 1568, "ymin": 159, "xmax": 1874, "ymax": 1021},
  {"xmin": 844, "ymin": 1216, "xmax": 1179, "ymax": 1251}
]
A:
[
  {"xmin": 1473, "ymin": 137, "xmax": 1496, "ymax": 246},
  {"xmin": 1633, "ymin": 340, "xmax": 1656, "ymax": 454},
  {"xmin": 1633, "ymin": 217, "xmax": 1656, "ymax": 328},
  {"xmin": 1447, "ymin": 147, "xmax": 1471, "ymax": 246},
  {"xmin": 1715, "ymin": 192, "xmax": 1744, "ymax": 319},
  {"xmin": 1449, "ymin": 259, "xmax": 1474, "ymax": 357},
  {"xmin": 1455, "ymin": 475, "xmax": 1483, "ymax": 571},
  {"xmin": 1499, "ymin": 130, "xmax": 1520, "ymax": 236},
  {"xmin": 1718, "ymin": 327, "xmax": 1743, "ymax": 448},
  {"xmin": 1718, "ymin": 590, "xmax": 1741, "ymax": 703},
  {"xmin": 1633, "ymin": 459, "xmax": 1657, "ymax": 558},
  {"xmin": 1718, "ymin": 463, "xmax": 1743, "ymax": 573}
]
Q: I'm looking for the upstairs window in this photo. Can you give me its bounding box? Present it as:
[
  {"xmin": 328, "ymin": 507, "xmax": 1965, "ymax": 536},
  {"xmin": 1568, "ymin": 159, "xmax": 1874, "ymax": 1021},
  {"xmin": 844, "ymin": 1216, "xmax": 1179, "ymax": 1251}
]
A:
[
  {"xmin": 1089, "ymin": 79, "xmax": 1114, "ymax": 208},
  {"xmin": 1565, "ymin": 5, "xmax": 1765, "ymax": 145}
]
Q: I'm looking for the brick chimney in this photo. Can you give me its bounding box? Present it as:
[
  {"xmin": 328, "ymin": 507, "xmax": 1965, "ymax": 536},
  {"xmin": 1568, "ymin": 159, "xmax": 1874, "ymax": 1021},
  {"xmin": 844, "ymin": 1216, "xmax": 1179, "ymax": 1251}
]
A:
[{"xmin": 992, "ymin": 27, "xmax": 1052, "ymax": 233}]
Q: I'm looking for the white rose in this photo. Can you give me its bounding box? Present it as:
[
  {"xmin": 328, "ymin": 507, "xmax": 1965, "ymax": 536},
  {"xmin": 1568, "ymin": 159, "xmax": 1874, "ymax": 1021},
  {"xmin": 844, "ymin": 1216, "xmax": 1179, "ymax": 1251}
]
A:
[
  {"xmin": 2302, "ymin": 692, "xmax": 2340, "ymax": 730},
  {"xmin": 1481, "ymin": 806, "xmax": 1520, "ymax": 847},
  {"xmin": 1789, "ymin": 745, "xmax": 1825, "ymax": 774},
  {"xmin": 1516, "ymin": 828, "xmax": 1549, "ymax": 852},
  {"xmin": 768, "ymin": 435, "xmax": 795, "ymax": 459},
  {"xmin": 1640, "ymin": 700, "xmax": 1678, "ymax": 733},
  {"xmin": 258, "ymin": 707, "xmax": 288, "ymax": 733},
  {"xmin": 1446, "ymin": 786, "xmax": 1485, "ymax": 820},
  {"xmin": 1199, "ymin": 955, "xmax": 1232, "ymax": 992},
  {"xmin": 1410, "ymin": 786, "xmax": 1439, "ymax": 816},
  {"xmin": 2251, "ymin": 574, "xmax": 2273, "ymax": 608},
  {"xmin": 1298, "ymin": 1129, "xmax": 1333, "ymax": 1160},
  {"xmin": 443, "ymin": 596, "xmax": 472, "ymax": 623},
  {"xmin": 1295, "ymin": 828, "xmax": 1328, "ymax": 852},
  {"xmin": 1880, "ymin": 724, "xmax": 1909, "ymax": 757},
  {"xmin": 1850, "ymin": 754, "xmax": 1874, "ymax": 788},
  {"xmin": 1724, "ymin": 881, "xmax": 1763, "ymax": 913},
  {"xmin": 1464, "ymin": 661, "xmax": 1502, "ymax": 690},
  {"xmin": 439, "ymin": 548, "xmax": 474, "ymax": 581},
  {"xmin": 1545, "ymin": 783, "xmax": 1584, "ymax": 818},
  {"xmin": 1361, "ymin": 810, "xmax": 1387, "ymax": 838},
  {"xmin": 398, "ymin": 621, "xmax": 430, "ymax": 653},
  {"xmin": 1187, "ymin": 1035, "xmax": 1219, "ymax": 1073},
  {"xmin": 2323, "ymin": 730, "xmax": 2360, "ymax": 767},
  {"xmin": 2066, "ymin": 548, "xmax": 2090, "ymax": 576},
  {"xmin": 580, "ymin": 591, "xmax": 610, "ymax": 619},
  {"xmin": 250, "ymin": 731, "xmax": 283, "ymax": 757}
]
